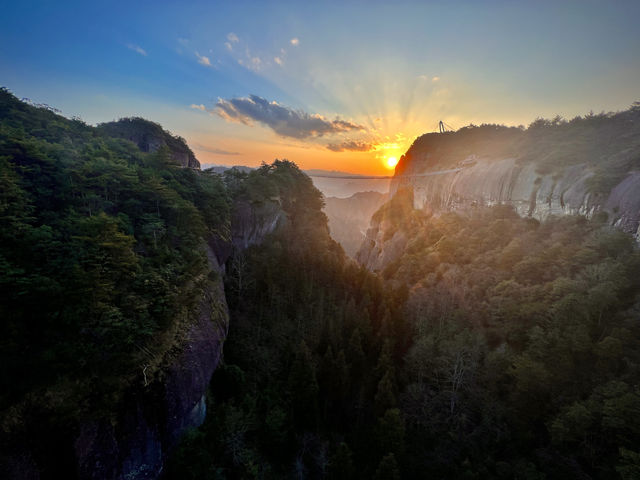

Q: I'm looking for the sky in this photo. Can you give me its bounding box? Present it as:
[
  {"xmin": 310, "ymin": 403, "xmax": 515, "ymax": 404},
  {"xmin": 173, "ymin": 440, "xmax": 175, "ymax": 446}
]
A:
[{"xmin": 2, "ymin": 0, "xmax": 640, "ymax": 175}]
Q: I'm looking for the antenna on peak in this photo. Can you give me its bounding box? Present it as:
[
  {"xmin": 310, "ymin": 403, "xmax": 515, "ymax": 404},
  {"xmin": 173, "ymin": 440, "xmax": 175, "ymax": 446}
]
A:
[{"xmin": 439, "ymin": 120, "xmax": 456, "ymax": 133}]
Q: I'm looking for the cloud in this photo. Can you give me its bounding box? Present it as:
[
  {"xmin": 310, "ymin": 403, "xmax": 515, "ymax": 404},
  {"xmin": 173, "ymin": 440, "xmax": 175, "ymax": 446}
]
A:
[
  {"xmin": 127, "ymin": 44, "xmax": 147, "ymax": 56},
  {"xmin": 194, "ymin": 144, "xmax": 241, "ymax": 156},
  {"xmin": 178, "ymin": 38, "xmax": 189, "ymax": 46},
  {"xmin": 195, "ymin": 52, "xmax": 212, "ymax": 67},
  {"xmin": 290, "ymin": 37, "xmax": 300, "ymax": 46},
  {"xmin": 418, "ymin": 74, "xmax": 440, "ymax": 82},
  {"xmin": 225, "ymin": 32, "xmax": 239, "ymax": 51},
  {"xmin": 274, "ymin": 56, "xmax": 283, "ymax": 66},
  {"xmin": 326, "ymin": 140, "xmax": 374, "ymax": 152},
  {"xmin": 190, "ymin": 104, "xmax": 207, "ymax": 111},
  {"xmin": 215, "ymin": 95, "xmax": 365, "ymax": 139}
]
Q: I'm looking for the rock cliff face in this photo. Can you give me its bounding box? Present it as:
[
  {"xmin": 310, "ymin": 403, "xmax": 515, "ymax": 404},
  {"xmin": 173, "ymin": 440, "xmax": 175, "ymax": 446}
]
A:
[
  {"xmin": 359, "ymin": 108, "xmax": 640, "ymax": 271},
  {"xmin": 392, "ymin": 156, "xmax": 640, "ymax": 239},
  {"xmin": 231, "ymin": 199, "xmax": 287, "ymax": 250},
  {"xmin": 98, "ymin": 118, "xmax": 201, "ymax": 169},
  {"xmin": 72, "ymin": 246, "xmax": 229, "ymax": 480}
]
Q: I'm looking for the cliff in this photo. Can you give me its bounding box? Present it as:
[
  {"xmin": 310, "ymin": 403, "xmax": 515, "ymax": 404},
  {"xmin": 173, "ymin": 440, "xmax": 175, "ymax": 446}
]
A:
[
  {"xmin": 73, "ymin": 246, "xmax": 229, "ymax": 480},
  {"xmin": 98, "ymin": 118, "xmax": 201, "ymax": 169},
  {"xmin": 358, "ymin": 105, "xmax": 640, "ymax": 271},
  {"xmin": 1, "ymin": 201, "xmax": 286, "ymax": 480},
  {"xmin": 0, "ymin": 90, "xmax": 288, "ymax": 479}
]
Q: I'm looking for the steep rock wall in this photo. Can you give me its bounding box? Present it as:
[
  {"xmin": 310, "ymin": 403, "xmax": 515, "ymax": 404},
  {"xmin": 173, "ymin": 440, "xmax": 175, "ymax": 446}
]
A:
[
  {"xmin": 231, "ymin": 199, "xmax": 287, "ymax": 250},
  {"xmin": 391, "ymin": 156, "xmax": 640, "ymax": 239}
]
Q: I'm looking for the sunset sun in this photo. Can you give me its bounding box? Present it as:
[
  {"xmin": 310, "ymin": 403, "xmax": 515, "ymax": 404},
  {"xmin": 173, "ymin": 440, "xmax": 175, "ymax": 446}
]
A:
[{"xmin": 385, "ymin": 156, "xmax": 398, "ymax": 169}]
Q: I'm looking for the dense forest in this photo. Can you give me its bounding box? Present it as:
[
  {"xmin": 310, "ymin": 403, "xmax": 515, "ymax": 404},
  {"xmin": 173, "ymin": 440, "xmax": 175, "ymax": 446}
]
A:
[
  {"xmin": 168, "ymin": 191, "xmax": 640, "ymax": 477},
  {"xmin": 0, "ymin": 88, "xmax": 232, "ymax": 475},
  {"xmin": 2, "ymin": 88, "xmax": 640, "ymax": 479},
  {"xmin": 167, "ymin": 164, "xmax": 408, "ymax": 479}
]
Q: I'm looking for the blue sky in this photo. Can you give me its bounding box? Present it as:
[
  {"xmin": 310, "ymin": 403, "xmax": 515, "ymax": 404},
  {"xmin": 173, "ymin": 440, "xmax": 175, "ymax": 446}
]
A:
[{"xmin": 2, "ymin": 0, "xmax": 639, "ymax": 174}]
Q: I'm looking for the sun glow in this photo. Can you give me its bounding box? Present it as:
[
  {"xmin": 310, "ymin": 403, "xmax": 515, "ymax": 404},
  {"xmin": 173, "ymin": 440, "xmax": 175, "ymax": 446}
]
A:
[{"xmin": 385, "ymin": 156, "xmax": 399, "ymax": 169}]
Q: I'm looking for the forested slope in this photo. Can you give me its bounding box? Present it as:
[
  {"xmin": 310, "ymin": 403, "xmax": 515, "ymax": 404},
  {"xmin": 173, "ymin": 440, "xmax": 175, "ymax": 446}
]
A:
[
  {"xmin": 0, "ymin": 88, "xmax": 232, "ymax": 478},
  {"xmin": 359, "ymin": 189, "xmax": 640, "ymax": 478}
]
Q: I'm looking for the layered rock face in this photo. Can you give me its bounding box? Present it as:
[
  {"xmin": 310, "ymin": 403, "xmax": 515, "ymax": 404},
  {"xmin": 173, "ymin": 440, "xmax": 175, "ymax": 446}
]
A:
[
  {"xmin": 231, "ymin": 199, "xmax": 287, "ymax": 250},
  {"xmin": 392, "ymin": 156, "xmax": 640, "ymax": 239}
]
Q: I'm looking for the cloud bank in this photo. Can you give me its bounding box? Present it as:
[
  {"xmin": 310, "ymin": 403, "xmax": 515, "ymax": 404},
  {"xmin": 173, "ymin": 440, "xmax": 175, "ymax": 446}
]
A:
[
  {"xmin": 215, "ymin": 95, "xmax": 365, "ymax": 139},
  {"xmin": 326, "ymin": 140, "xmax": 374, "ymax": 152}
]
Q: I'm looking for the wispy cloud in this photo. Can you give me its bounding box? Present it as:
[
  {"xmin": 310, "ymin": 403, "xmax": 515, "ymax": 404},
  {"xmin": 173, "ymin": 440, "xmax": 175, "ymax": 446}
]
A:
[
  {"xmin": 237, "ymin": 48, "xmax": 264, "ymax": 72},
  {"xmin": 290, "ymin": 37, "xmax": 300, "ymax": 46},
  {"xmin": 326, "ymin": 140, "xmax": 374, "ymax": 152},
  {"xmin": 190, "ymin": 104, "xmax": 207, "ymax": 111},
  {"xmin": 195, "ymin": 51, "xmax": 212, "ymax": 67},
  {"xmin": 418, "ymin": 74, "xmax": 440, "ymax": 82},
  {"xmin": 215, "ymin": 94, "xmax": 366, "ymax": 139},
  {"xmin": 127, "ymin": 44, "xmax": 147, "ymax": 56},
  {"xmin": 225, "ymin": 32, "xmax": 239, "ymax": 51},
  {"xmin": 194, "ymin": 144, "xmax": 241, "ymax": 156}
]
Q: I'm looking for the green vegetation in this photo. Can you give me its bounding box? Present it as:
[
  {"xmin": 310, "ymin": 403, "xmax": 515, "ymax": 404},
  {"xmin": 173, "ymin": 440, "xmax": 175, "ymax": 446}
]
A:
[
  {"xmin": 167, "ymin": 161, "xmax": 409, "ymax": 479},
  {"xmin": 378, "ymin": 203, "xmax": 640, "ymax": 478},
  {"xmin": 0, "ymin": 88, "xmax": 229, "ymax": 415},
  {"xmin": 169, "ymin": 184, "xmax": 640, "ymax": 478}
]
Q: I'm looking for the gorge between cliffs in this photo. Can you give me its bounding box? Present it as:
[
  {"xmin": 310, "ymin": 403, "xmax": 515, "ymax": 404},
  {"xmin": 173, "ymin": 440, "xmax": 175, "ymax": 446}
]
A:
[{"xmin": 2, "ymin": 91, "xmax": 640, "ymax": 480}]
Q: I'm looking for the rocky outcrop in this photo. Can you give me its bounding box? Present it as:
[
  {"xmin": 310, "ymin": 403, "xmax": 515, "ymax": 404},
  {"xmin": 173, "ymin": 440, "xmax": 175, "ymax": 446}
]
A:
[
  {"xmin": 231, "ymin": 199, "xmax": 287, "ymax": 250},
  {"xmin": 1, "ymin": 199, "xmax": 287, "ymax": 479},
  {"xmin": 391, "ymin": 156, "xmax": 640, "ymax": 239},
  {"xmin": 98, "ymin": 118, "xmax": 201, "ymax": 169},
  {"xmin": 69, "ymin": 191, "xmax": 287, "ymax": 478},
  {"xmin": 359, "ymin": 109, "xmax": 640, "ymax": 270},
  {"xmin": 356, "ymin": 225, "xmax": 408, "ymax": 273}
]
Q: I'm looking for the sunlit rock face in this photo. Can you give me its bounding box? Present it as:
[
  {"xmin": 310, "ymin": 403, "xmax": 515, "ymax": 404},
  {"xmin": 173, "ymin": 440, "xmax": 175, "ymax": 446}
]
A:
[
  {"xmin": 358, "ymin": 113, "xmax": 640, "ymax": 271},
  {"xmin": 391, "ymin": 155, "xmax": 640, "ymax": 239}
]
